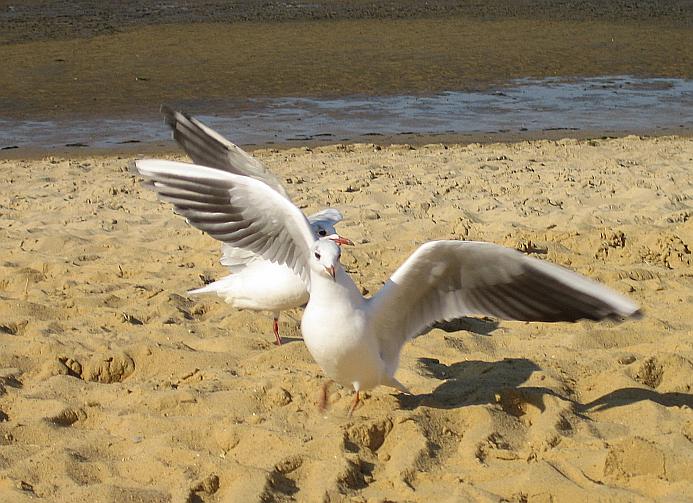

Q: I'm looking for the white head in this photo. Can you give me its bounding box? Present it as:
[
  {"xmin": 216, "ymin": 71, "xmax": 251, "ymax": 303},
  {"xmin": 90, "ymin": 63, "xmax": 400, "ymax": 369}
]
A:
[
  {"xmin": 310, "ymin": 238, "xmax": 342, "ymax": 280},
  {"xmin": 308, "ymin": 208, "xmax": 343, "ymax": 239},
  {"xmin": 310, "ymin": 220, "xmax": 337, "ymax": 239},
  {"xmin": 310, "ymin": 221, "xmax": 354, "ymax": 248}
]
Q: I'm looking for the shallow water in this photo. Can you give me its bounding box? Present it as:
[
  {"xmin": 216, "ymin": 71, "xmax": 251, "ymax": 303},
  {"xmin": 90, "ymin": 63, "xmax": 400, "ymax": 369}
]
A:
[
  {"xmin": 2, "ymin": 3, "xmax": 692, "ymax": 153},
  {"xmin": 1, "ymin": 76, "xmax": 691, "ymax": 152}
]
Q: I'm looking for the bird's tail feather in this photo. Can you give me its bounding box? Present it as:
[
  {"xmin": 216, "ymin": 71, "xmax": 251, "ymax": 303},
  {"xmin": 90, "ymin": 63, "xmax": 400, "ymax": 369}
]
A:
[{"xmin": 187, "ymin": 283, "xmax": 218, "ymax": 296}]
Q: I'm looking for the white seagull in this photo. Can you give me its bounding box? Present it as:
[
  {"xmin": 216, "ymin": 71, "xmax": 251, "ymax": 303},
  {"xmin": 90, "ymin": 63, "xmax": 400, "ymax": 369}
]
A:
[
  {"xmin": 186, "ymin": 207, "xmax": 349, "ymax": 346},
  {"xmin": 157, "ymin": 106, "xmax": 352, "ymax": 345},
  {"xmin": 134, "ymin": 160, "xmax": 642, "ymax": 414}
]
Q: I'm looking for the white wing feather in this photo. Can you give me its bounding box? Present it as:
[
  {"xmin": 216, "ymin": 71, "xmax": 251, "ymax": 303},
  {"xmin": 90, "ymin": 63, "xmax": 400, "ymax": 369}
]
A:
[
  {"xmin": 161, "ymin": 107, "xmax": 346, "ymax": 273},
  {"xmin": 219, "ymin": 244, "xmax": 260, "ymax": 272},
  {"xmin": 134, "ymin": 159, "xmax": 315, "ymax": 287},
  {"xmin": 368, "ymin": 240, "xmax": 641, "ymax": 365}
]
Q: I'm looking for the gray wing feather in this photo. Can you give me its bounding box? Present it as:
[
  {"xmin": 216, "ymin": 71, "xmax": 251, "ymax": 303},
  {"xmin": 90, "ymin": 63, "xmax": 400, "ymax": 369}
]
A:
[
  {"xmin": 161, "ymin": 105, "xmax": 290, "ymax": 199},
  {"xmin": 369, "ymin": 240, "xmax": 641, "ymax": 365},
  {"xmin": 135, "ymin": 159, "xmax": 314, "ymax": 286}
]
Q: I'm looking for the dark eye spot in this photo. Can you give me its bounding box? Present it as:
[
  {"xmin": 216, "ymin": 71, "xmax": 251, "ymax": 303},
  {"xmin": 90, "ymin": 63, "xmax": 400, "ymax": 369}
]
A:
[
  {"xmin": 318, "ymin": 230, "xmax": 327, "ymax": 236},
  {"xmin": 314, "ymin": 252, "xmax": 321, "ymax": 260}
]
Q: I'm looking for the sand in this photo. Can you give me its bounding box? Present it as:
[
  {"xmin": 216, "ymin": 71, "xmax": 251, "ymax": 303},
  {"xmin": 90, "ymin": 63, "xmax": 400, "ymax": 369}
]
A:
[{"xmin": 0, "ymin": 135, "xmax": 691, "ymax": 501}]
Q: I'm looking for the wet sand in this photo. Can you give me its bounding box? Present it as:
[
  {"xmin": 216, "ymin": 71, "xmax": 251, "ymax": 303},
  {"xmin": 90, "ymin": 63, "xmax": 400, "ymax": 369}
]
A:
[
  {"xmin": 2, "ymin": 76, "xmax": 691, "ymax": 154},
  {"xmin": 2, "ymin": 1, "xmax": 692, "ymax": 120},
  {"xmin": 0, "ymin": 135, "xmax": 691, "ymax": 501}
]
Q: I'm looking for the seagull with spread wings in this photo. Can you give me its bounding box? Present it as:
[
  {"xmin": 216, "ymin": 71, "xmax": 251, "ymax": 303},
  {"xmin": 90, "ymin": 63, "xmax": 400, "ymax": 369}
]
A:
[
  {"xmin": 157, "ymin": 107, "xmax": 352, "ymax": 345},
  {"xmin": 134, "ymin": 160, "xmax": 641, "ymax": 414}
]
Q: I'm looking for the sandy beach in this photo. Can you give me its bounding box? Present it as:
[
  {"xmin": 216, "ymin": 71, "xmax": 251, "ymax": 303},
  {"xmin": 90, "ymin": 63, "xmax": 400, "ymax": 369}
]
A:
[{"xmin": 0, "ymin": 135, "xmax": 691, "ymax": 501}]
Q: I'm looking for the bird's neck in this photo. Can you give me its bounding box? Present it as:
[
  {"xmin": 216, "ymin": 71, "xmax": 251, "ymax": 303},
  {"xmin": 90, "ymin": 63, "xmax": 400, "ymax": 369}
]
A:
[{"xmin": 309, "ymin": 265, "xmax": 363, "ymax": 308}]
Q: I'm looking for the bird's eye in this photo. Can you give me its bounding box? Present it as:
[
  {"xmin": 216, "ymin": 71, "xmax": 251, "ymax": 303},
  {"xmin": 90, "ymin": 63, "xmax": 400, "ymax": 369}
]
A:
[
  {"xmin": 318, "ymin": 230, "xmax": 327, "ymax": 236},
  {"xmin": 314, "ymin": 252, "xmax": 321, "ymax": 260}
]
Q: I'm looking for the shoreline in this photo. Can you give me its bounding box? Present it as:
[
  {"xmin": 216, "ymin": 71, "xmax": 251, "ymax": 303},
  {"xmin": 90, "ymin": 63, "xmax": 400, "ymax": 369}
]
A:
[
  {"xmin": 3, "ymin": 74, "xmax": 690, "ymax": 157},
  {"xmin": 3, "ymin": 127, "xmax": 692, "ymax": 161}
]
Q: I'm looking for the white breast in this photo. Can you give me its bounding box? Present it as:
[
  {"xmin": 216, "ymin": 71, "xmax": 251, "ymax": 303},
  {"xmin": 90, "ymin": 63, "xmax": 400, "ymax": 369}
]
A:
[
  {"xmin": 191, "ymin": 261, "xmax": 309, "ymax": 312},
  {"xmin": 301, "ymin": 270, "xmax": 385, "ymax": 392}
]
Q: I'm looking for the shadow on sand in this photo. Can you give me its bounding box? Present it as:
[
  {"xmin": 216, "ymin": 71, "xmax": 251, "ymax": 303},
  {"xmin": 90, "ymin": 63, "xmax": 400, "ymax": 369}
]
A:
[
  {"xmin": 579, "ymin": 387, "xmax": 693, "ymax": 412},
  {"xmin": 397, "ymin": 357, "xmax": 693, "ymax": 413},
  {"xmin": 429, "ymin": 316, "xmax": 500, "ymax": 336}
]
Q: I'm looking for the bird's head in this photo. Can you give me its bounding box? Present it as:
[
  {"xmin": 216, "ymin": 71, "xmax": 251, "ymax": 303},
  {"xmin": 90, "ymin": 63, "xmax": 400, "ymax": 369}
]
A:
[
  {"xmin": 310, "ymin": 222, "xmax": 353, "ymax": 246},
  {"xmin": 310, "ymin": 238, "xmax": 342, "ymax": 280},
  {"xmin": 310, "ymin": 220, "xmax": 336, "ymax": 239}
]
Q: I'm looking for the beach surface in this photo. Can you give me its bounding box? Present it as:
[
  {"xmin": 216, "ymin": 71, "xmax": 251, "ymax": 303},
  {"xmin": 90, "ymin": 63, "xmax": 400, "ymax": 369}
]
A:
[
  {"xmin": 2, "ymin": 1, "xmax": 692, "ymax": 121},
  {"xmin": 0, "ymin": 135, "xmax": 691, "ymax": 501}
]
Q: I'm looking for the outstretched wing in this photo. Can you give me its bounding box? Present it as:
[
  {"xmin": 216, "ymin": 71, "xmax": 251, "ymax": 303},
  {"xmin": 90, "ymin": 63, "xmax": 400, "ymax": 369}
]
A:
[
  {"xmin": 220, "ymin": 208, "xmax": 345, "ymax": 271},
  {"xmin": 161, "ymin": 105, "xmax": 289, "ymax": 199},
  {"xmin": 134, "ymin": 159, "xmax": 315, "ymax": 286},
  {"xmin": 368, "ymin": 240, "xmax": 641, "ymax": 364}
]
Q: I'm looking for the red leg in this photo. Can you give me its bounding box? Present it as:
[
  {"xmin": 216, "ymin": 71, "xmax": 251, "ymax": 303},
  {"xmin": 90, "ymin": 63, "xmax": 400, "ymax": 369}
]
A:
[
  {"xmin": 348, "ymin": 390, "xmax": 360, "ymax": 417},
  {"xmin": 273, "ymin": 317, "xmax": 282, "ymax": 346}
]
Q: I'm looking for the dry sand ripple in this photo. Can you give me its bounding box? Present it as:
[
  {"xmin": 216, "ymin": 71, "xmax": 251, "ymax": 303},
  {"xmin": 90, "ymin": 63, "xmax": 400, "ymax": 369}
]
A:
[{"xmin": 0, "ymin": 135, "xmax": 691, "ymax": 501}]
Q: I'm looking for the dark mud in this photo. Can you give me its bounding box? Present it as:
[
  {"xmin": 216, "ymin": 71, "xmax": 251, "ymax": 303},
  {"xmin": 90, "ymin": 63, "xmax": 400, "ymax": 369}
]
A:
[{"xmin": 2, "ymin": 1, "xmax": 691, "ymax": 45}]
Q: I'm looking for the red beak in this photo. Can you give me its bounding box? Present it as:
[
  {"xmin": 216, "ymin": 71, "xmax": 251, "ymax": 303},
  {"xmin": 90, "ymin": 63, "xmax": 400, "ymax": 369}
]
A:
[{"xmin": 329, "ymin": 235, "xmax": 354, "ymax": 246}]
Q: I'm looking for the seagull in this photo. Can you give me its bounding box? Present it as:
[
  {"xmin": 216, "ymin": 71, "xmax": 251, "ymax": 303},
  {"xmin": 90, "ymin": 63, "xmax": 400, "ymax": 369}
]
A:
[
  {"xmin": 134, "ymin": 160, "xmax": 642, "ymax": 414},
  {"xmin": 157, "ymin": 106, "xmax": 352, "ymax": 345},
  {"xmin": 186, "ymin": 208, "xmax": 349, "ymax": 346}
]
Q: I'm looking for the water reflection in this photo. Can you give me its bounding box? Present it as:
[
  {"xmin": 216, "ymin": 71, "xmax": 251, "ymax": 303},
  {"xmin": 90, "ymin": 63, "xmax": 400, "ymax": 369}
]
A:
[{"xmin": 1, "ymin": 76, "xmax": 691, "ymax": 151}]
